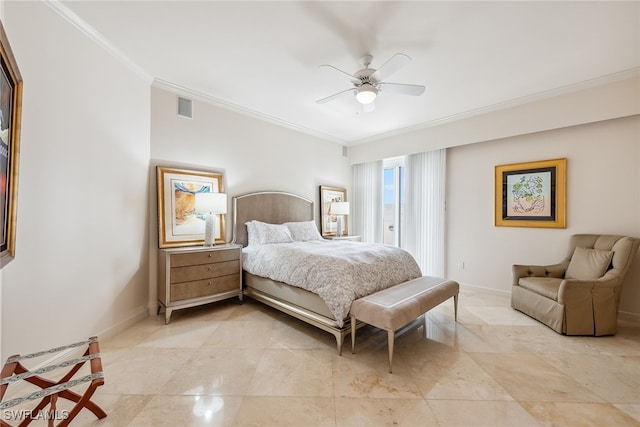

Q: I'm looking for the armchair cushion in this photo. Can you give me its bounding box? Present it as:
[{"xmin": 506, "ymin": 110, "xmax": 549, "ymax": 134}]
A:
[
  {"xmin": 565, "ymin": 246, "xmax": 613, "ymax": 280},
  {"xmin": 518, "ymin": 277, "xmax": 562, "ymax": 301}
]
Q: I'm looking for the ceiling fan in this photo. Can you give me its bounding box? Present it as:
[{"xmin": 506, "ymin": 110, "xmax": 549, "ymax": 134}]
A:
[{"xmin": 316, "ymin": 53, "xmax": 425, "ymax": 112}]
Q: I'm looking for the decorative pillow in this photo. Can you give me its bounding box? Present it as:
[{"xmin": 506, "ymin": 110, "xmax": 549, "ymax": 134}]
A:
[
  {"xmin": 285, "ymin": 221, "xmax": 323, "ymax": 241},
  {"xmin": 253, "ymin": 220, "xmax": 294, "ymax": 245},
  {"xmin": 245, "ymin": 221, "xmax": 259, "ymax": 246},
  {"xmin": 565, "ymin": 246, "xmax": 613, "ymax": 280}
]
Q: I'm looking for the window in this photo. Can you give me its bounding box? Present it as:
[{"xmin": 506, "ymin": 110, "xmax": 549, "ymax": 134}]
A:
[{"xmin": 383, "ymin": 157, "xmax": 405, "ymax": 246}]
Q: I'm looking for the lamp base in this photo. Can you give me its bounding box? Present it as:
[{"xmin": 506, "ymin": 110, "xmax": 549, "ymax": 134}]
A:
[{"xmin": 203, "ymin": 214, "xmax": 216, "ymax": 246}]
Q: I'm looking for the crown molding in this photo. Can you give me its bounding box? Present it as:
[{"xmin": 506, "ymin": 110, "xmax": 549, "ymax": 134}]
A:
[
  {"xmin": 351, "ymin": 68, "xmax": 640, "ymax": 146},
  {"xmin": 152, "ymin": 78, "xmax": 344, "ymax": 144},
  {"xmin": 38, "ymin": 0, "xmax": 640, "ymax": 146},
  {"xmin": 43, "ymin": 0, "xmax": 152, "ymax": 84},
  {"xmin": 43, "ymin": 0, "xmax": 342, "ymax": 144}
]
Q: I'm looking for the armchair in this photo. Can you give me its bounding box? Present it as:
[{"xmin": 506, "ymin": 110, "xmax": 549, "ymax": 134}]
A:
[{"xmin": 511, "ymin": 234, "xmax": 639, "ymax": 336}]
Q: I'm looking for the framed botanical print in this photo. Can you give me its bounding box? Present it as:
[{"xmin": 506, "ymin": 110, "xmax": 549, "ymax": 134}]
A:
[
  {"xmin": 157, "ymin": 166, "xmax": 226, "ymax": 247},
  {"xmin": 495, "ymin": 158, "xmax": 566, "ymax": 228},
  {"xmin": 0, "ymin": 22, "xmax": 23, "ymax": 263},
  {"xmin": 319, "ymin": 186, "xmax": 347, "ymax": 236}
]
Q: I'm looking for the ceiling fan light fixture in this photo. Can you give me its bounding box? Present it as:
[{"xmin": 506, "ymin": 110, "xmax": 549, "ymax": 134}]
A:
[{"xmin": 356, "ymin": 83, "xmax": 377, "ymax": 105}]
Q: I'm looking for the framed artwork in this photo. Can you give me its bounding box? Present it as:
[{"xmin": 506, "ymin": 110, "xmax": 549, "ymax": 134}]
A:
[
  {"xmin": 0, "ymin": 22, "xmax": 23, "ymax": 263},
  {"xmin": 319, "ymin": 186, "xmax": 347, "ymax": 236},
  {"xmin": 157, "ymin": 166, "xmax": 226, "ymax": 247},
  {"xmin": 495, "ymin": 158, "xmax": 566, "ymax": 228}
]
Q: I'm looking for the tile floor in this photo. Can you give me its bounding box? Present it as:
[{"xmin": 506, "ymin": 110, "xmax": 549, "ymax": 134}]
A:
[{"xmin": 5, "ymin": 287, "xmax": 640, "ymax": 426}]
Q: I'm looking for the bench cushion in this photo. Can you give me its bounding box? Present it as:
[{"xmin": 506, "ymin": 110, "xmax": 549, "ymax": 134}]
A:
[{"xmin": 350, "ymin": 276, "xmax": 459, "ymax": 331}]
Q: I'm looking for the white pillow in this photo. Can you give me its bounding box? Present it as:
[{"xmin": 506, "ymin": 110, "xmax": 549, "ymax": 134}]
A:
[
  {"xmin": 285, "ymin": 221, "xmax": 322, "ymax": 241},
  {"xmin": 253, "ymin": 220, "xmax": 294, "ymax": 245},
  {"xmin": 245, "ymin": 221, "xmax": 259, "ymax": 246}
]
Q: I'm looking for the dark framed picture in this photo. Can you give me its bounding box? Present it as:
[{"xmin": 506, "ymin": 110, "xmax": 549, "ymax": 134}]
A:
[
  {"xmin": 495, "ymin": 158, "xmax": 566, "ymax": 228},
  {"xmin": 0, "ymin": 22, "xmax": 23, "ymax": 263},
  {"xmin": 319, "ymin": 186, "xmax": 347, "ymax": 236},
  {"xmin": 157, "ymin": 166, "xmax": 226, "ymax": 247}
]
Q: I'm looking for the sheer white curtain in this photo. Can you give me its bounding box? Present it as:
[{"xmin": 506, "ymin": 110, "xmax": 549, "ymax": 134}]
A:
[
  {"xmin": 403, "ymin": 149, "xmax": 446, "ymax": 276},
  {"xmin": 352, "ymin": 160, "xmax": 383, "ymax": 243}
]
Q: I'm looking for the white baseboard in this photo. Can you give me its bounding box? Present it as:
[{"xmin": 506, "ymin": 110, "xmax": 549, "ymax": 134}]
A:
[
  {"xmin": 96, "ymin": 305, "xmax": 149, "ymax": 343},
  {"xmin": 618, "ymin": 310, "xmax": 640, "ymax": 326},
  {"xmin": 458, "ymin": 282, "xmax": 511, "ymax": 298}
]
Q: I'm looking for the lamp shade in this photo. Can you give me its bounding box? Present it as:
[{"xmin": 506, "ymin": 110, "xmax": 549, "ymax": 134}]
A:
[
  {"xmin": 355, "ymin": 84, "xmax": 377, "ymax": 105},
  {"xmin": 195, "ymin": 192, "xmax": 227, "ymax": 214},
  {"xmin": 331, "ymin": 201, "xmax": 350, "ymax": 215}
]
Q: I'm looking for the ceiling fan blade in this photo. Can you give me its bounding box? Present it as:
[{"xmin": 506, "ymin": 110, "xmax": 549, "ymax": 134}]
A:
[
  {"xmin": 362, "ymin": 101, "xmax": 376, "ymax": 113},
  {"xmin": 319, "ymin": 64, "xmax": 358, "ymax": 81},
  {"xmin": 379, "ymin": 82, "xmax": 425, "ymax": 96},
  {"xmin": 370, "ymin": 53, "xmax": 411, "ymax": 82},
  {"xmin": 316, "ymin": 87, "xmax": 356, "ymax": 104}
]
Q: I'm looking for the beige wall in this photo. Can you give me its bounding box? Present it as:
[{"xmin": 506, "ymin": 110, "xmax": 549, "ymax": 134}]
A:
[
  {"xmin": 446, "ymin": 116, "xmax": 640, "ymax": 317},
  {"xmin": 351, "ymin": 75, "xmax": 640, "ymax": 319},
  {"xmin": 148, "ymin": 86, "xmax": 352, "ymax": 313},
  {"xmin": 1, "ymin": 2, "xmax": 151, "ymax": 358}
]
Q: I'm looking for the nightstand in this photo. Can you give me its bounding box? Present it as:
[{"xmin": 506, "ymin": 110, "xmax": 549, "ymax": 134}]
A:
[
  {"xmin": 158, "ymin": 244, "xmax": 242, "ymax": 324},
  {"xmin": 325, "ymin": 235, "xmax": 361, "ymax": 242}
]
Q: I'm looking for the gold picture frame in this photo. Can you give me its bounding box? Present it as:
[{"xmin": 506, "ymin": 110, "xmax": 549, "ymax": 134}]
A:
[
  {"xmin": 0, "ymin": 22, "xmax": 23, "ymax": 263},
  {"xmin": 157, "ymin": 166, "xmax": 226, "ymax": 247},
  {"xmin": 319, "ymin": 186, "xmax": 347, "ymax": 236},
  {"xmin": 495, "ymin": 158, "xmax": 566, "ymax": 228}
]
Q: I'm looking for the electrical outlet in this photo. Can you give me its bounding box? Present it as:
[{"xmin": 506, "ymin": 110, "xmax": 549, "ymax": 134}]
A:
[{"xmin": 457, "ymin": 261, "xmax": 465, "ymax": 270}]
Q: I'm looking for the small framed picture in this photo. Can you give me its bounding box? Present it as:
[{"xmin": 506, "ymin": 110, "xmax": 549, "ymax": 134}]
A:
[
  {"xmin": 495, "ymin": 158, "xmax": 566, "ymax": 228},
  {"xmin": 319, "ymin": 186, "xmax": 347, "ymax": 236},
  {"xmin": 157, "ymin": 166, "xmax": 226, "ymax": 247}
]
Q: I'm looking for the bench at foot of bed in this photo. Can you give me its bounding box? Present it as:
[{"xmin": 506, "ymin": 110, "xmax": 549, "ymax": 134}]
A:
[{"xmin": 350, "ymin": 276, "xmax": 459, "ymax": 373}]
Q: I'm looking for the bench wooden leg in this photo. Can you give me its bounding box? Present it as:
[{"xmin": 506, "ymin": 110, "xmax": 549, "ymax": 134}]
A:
[
  {"xmin": 454, "ymin": 293, "xmax": 459, "ymax": 321},
  {"xmin": 387, "ymin": 330, "xmax": 394, "ymax": 374}
]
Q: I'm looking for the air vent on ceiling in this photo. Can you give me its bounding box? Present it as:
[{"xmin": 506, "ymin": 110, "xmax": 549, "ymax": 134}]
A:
[{"xmin": 177, "ymin": 96, "xmax": 193, "ymax": 119}]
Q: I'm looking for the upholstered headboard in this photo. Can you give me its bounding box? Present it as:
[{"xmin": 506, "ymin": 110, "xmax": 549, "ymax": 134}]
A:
[{"xmin": 231, "ymin": 191, "xmax": 314, "ymax": 247}]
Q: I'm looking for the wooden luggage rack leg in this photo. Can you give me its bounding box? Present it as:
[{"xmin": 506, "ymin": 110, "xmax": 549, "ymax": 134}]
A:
[{"xmin": 0, "ymin": 337, "xmax": 107, "ymax": 426}]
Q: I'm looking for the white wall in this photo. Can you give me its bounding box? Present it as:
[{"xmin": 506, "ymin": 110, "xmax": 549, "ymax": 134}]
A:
[
  {"xmin": 148, "ymin": 86, "xmax": 351, "ymax": 312},
  {"xmin": 446, "ymin": 116, "xmax": 640, "ymax": 317},
  {"xmin": 1, "ymin": 2, "xmax": 150, "ymax": 358}
]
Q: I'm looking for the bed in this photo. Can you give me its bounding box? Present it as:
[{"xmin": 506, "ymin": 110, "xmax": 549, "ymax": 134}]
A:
[{"xmin": 231, "ymin": 191, "xmax": 422, "ymax": 354}]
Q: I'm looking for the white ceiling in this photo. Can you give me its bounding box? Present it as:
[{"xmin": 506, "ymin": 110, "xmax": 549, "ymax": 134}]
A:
[{"xmin": 58, "ymin": 1, "xmax": 639, "ymax": 145}]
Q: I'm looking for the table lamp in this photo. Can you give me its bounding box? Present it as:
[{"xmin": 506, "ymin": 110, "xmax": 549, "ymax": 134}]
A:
[
  {"xmin": 195, "ymin": 192, "xmax": 227, "ymax": 246},
  {"xmin": 330, "ymin": 201, "xmax": 350, "ymax": 237}
]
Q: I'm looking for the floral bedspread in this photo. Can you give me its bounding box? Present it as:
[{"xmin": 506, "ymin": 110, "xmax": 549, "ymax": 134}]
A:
[{"xmin": 242, "ymin": 240, "xmax": 422, "ymax": 327}]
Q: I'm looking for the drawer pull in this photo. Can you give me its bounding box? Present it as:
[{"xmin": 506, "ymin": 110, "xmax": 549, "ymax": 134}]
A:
[
  {"xmin": 208, "ymin": 281, "xmax": 212, "ymax": 285},
  {"xmin": 208, "ymin": 267, "xmax": 212, "ymax": 270},
  {"xmin": 208, "ymin": 254, "xmax": 212, "ymax": 257}
]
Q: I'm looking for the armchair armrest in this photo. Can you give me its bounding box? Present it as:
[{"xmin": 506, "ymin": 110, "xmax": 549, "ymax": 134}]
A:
[
  {"xmin": 512, "ymin": 263, "xmax": 566, "ymax": 286},
  {"xmin": 558, "ymin": 275, "xmax": 620, "ymax": 335}
]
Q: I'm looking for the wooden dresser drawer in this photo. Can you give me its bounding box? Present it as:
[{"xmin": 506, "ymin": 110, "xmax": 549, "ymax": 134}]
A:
[
  {"xmin": 171, "ymin": 249, "xmax": 239, "ymax": 267},
  {"xmin": 170, "ymin": 260, "xmax": 240, "ymax": 283},
  {"xmin": 158, "ymin": 244, "xmax": 243, "ymax": 324},
  {"xmin": 171, "ymin": 274, "xmax": 240, "ymax": 301}
]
